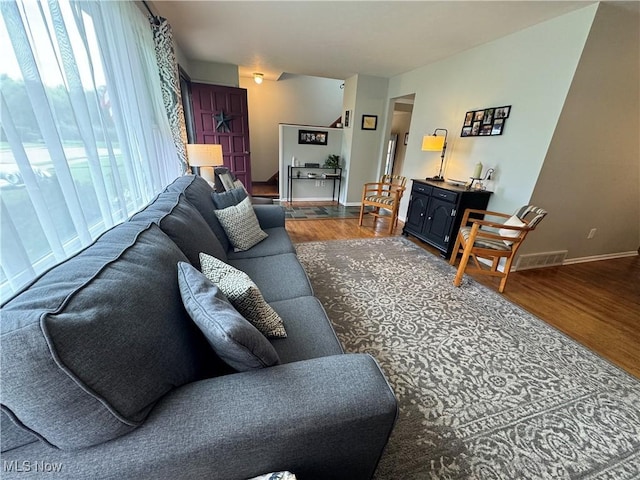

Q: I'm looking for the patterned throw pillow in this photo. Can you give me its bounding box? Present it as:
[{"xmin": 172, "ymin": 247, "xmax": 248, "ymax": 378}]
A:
[
  {"xmin": 199, "ymin": 253, "xmax": 287, "ymax": 338},
  {"xmin": 177, "ymin": 262, "xmax": 280, "ymax": 371},
  {"xmin": 214, "ymin": 197, "xmax": 268, "ymax": 251}
]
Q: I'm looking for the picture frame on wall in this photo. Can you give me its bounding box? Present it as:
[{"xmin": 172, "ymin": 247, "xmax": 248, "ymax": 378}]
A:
[
  {"xmin": 298, "ymin": 129, "xmax": 328, "ymax": 145},
  {"xmin": 460, "ymin": 105, "xmax": 511, "ymax": 137},
  {"xmin": 362, "ymin": 114, "xmax": 378, "ymax": 130},
  {"xmin": 344, "ymin": 110, "xmax": 352, "ymax": 128}
]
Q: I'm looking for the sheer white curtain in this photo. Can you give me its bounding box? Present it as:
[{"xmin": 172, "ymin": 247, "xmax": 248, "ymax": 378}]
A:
[{"xmin": 0, "ymin": 1, "xmax": 182, "ymax": 301}]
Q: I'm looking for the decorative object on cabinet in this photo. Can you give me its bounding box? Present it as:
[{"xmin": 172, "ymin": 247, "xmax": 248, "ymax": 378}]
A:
[
  {"xmin": 298, "ymin": 130, "xmax": 328, "ymax": 145},
  {"xmin": 359, "ymin": 174, "xmax": 407, "ymax": 234},
  {"xmin": 287, "ymin": 166, "xmax": 342, "ymax": 203},
  {"xmin": 361, "ymin": 114, "xmax": 378, "ymax": 130},
  {"xmin": 468, "ymin": 167, "xmax": 495, "ymax": 191},
  {"xmin": 449, "ymin": 205, "xmax": 547, "ymax": 293},
  {"xmin": 421, "ymin": 128, "xmax": 448, "ymax": 181},
  {"xmin": 403, "ymin": 179, "xmax": 492, "ymax": 258},
  {"xmin": 186, "ymin": 143, "xmax": 223, "ymax": 183},
  {"xmin": 461, "ymin": 105, "xmax": 511, "ymax": 137}
]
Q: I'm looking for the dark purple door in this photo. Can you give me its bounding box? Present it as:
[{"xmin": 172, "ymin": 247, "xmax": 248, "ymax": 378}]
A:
[{"xmin": 191, "ymin": 83, "xmax": 252, "ymax": 193}]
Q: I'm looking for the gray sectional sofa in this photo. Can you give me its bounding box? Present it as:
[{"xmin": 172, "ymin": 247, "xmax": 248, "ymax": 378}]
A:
[{"xmin": 0, "ymin": 175, "xmax": 397, "ymax": 480}]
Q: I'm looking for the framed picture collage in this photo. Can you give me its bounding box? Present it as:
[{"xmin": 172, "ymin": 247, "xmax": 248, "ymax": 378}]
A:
[{"xmin": 461, "ymin": 105, "xmax": 511, "ymax": 137}]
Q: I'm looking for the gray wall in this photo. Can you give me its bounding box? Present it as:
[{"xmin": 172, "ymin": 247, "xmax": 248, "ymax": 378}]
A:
[{"xmin": 525, "ymin": 2, "xmax": 640, "ymax": 260}]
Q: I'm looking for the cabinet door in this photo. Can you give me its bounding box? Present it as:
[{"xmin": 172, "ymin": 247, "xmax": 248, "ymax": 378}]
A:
[
  {"xmin": 405, "ymin": 193, "xmax": 430, "ymax": 233},
  {"xmin": 423, "ymin": 198, "xmax": 455, "ymax": 249}
]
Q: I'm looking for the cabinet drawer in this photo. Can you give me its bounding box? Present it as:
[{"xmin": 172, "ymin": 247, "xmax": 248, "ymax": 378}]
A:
[
  {"xmin": 412, "ymin": 183, "xmax": 433, "ymax": 195},
  {"xmin": 432, "ymin": 187, "xmax": 458, "ymax": 203}
]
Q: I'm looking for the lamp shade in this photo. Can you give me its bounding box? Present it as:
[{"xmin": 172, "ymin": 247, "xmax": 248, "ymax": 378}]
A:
[
  {"xmin": 421, "ymin": 135, "xmax": 445, "ymax": 152},
  {"xmin": 186, "ymin": 144, "xmax": 223, "ymax": 167}
]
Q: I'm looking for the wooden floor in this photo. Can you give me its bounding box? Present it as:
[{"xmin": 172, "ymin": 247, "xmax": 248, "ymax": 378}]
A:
[{"xmin": 286, "ymin": 212, "xmax": 640, "ymax": 379}]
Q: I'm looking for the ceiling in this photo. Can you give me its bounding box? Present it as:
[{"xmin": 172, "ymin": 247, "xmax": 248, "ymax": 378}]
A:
[{"xmin": 152, "ymin": 1, "xmax": 603, "ymax": 82}]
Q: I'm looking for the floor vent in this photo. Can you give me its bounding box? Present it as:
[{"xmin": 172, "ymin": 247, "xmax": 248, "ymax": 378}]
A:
[{"xmin": 515, "ymin": 250, "xmax": 568, "ymax": 271}]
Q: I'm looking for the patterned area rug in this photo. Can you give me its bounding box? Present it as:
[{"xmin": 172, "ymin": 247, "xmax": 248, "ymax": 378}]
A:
[
  {"xmin": 295, "ymin": 237, "xmax": 640, "ymax": 479},
  {"xmin": 282, "ymin": 204, "xmax": 363, "ymax": 219}
]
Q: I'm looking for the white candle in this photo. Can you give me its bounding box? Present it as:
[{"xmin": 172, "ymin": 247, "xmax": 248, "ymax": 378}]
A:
[{"xmin": 472, "ymin": 162, "xmax": 483, "ymax": 179}]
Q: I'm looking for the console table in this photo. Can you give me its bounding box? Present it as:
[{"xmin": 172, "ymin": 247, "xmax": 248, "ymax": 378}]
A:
[
  {"xmin": 287, "ymin": 166, "xmax": 342, "ymax": 203},
  {"xmin": 403, "ymin": 179, "xmax": 492, "ymax": 258}
]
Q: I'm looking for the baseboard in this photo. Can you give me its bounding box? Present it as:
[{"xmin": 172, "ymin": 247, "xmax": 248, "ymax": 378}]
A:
[{"xmin": 562, "ymin": 251, "xmax": 639, "ymax": 265}]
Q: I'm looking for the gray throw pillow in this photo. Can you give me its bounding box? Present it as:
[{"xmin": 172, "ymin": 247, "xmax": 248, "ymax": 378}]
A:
[
  {"xmin": 211, "ymin": 187, "xmax": 248, "ymax": 209},
  {"xmin": 213, "ymin": 197, "xmax": 268, "ymax": 251},
  {"xmin": 177, "ymin": 262, "xmax": 280, "ymax": 371},
  {"xmin": 199, "ymin": 253, "xmax": 287, "ymax": 338}
]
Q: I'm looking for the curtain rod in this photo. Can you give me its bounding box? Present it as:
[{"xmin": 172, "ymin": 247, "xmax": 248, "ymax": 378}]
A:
[{"xmin": 142, "ymin": 1, "xmax": 154, "ymax": 18}]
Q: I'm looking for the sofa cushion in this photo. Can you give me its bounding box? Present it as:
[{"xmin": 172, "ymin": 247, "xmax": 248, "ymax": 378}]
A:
[
  {"xmin": 214, "ymin": 197, "xmax": 268, "ymax": 252},
  {"xmin": 226, "ymin": 227, "xmax": 296, "ymax": 260},
  {"xmin": 229, "ymin": 253, "xmax": 314, "ymax": 303},
  {"xmin": 0, "ymin": 223, "xmax": 209, "ymax": 450},
  {"xmin": 199, "ymin": 253, "xmax": 286, "ymax": 338},
  {"xmin": 131, "ymin": 189, "xmax": 227, "ymax": 266},
  {"xmin": 169, "ymin": 175, "xmax": 232, "ymax": 252},
  {"xmin": 0, "ymin": 410, "xmax": 38, "ymax": 452},
  {"xmin": 178, "ymin": 262, "xmax": 280, "ymax": 371},
  {"xmin": 211, "ymin": 187, "xmax": 248, "ymax": 209},
  {"xmin": 269, "ymin": 297, "xmax": 344, "ymax": 364}
]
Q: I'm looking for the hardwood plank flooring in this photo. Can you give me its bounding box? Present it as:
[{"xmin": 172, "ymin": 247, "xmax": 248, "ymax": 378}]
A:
[{"xmin": 286, "ymin": 212, "xmax": 640, "ymax": 378}]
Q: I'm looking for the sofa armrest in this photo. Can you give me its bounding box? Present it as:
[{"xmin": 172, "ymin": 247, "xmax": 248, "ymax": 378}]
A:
[
  {"xmin": 254, "ymin": 204, "xmax": 285, "ymax": 229},
  {"xmin": 3, "ymin": 354, "xmax": 397, "ymax": 480}
]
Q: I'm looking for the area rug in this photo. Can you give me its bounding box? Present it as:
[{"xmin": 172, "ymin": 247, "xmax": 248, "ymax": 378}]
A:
[
  {"xmin": 295, "ymin": 237, "xmax": 640, "ymax": 479},
  {"xmin": 281, "ymin": 204, "xmax": 362, "ymax": 220}
]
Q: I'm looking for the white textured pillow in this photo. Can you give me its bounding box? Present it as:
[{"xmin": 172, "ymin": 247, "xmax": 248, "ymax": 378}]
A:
[
  {"xmin": 214, "ymin": 197, "xmax": 268, "ymax": 251},
  {"xmin": 199, "ymin": 253, "xmax": 286, "ymax": 338},
  {"xmin": 498, "ymin": 215, "xmax": 527, "ymax": 246}
]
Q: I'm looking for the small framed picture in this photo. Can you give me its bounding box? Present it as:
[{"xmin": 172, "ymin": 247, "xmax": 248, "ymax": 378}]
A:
[
  {"xmin": 404, "ymin": 132, "xmax": 409, "ymax": 145},
  {"xmin": 361, "ymin": 114, "xmax": 378, "ymax": 130},
  {"xmin": 298, "ymin": 129, "xmax": 328, "ymax": 145},
  {"xmin": 461, "ymin": 126, "xmax": 472, "ymax": 137},
  {"xmin": 491, "ymin": 119, "xmax": 505, "ymax": 135},
  {"xmin": 495, "ymin": 106, "xmax": 511, "ymax": 119},
  {"xmin": 474, "ymin": 111, "xmax": 485, "ymax": 122},
  {"xmin": 464, "ymin": 111, "xmax": 474, "ymax": 127},
  {"xmin": 344, "ymin": 110, "xmax": 352, "ymax": 128}
]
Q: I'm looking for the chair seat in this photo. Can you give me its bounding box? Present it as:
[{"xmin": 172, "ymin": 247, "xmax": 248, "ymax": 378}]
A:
[
  {"xmin": 364, "ymin": 195, "xmax": 396, "ymax": 206},
  {"xmin": 459, "ymin": 227, "xmax": 511, "ymax": 251}
]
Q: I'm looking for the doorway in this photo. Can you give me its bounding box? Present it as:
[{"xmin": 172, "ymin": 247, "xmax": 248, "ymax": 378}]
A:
[{"xmin": 387, "ymin": 94, "xmax": 415, "ymax": 177}]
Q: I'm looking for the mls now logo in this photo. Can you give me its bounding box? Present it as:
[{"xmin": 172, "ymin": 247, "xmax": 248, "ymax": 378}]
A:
[{"xmin": 3, "ymin": 461, "xmax": 63, "ymax": 473}]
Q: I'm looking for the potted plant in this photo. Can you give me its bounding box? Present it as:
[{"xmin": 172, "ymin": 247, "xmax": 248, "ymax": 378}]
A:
[{"xmin": 325, "ymin": 154, "xmax": 340, "ymax": 168}]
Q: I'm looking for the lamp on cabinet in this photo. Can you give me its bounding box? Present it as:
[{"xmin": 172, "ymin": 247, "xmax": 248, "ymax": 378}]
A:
[
  {"xmin": 421, "ymin": 128, "xmax": 448, "ymax": 181},
  {"xmin": 186, "ymin": 144, "xmax": 223, "ymax": 184}
]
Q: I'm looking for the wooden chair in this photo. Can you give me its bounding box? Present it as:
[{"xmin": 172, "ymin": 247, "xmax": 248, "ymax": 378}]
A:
[
  {"xmin": 358, "ymin": 175, "xmax": 407, "ymax": 234},
  {"xmin": 449, "ymin": 205, "xmax": 547, "ymax": 293}
]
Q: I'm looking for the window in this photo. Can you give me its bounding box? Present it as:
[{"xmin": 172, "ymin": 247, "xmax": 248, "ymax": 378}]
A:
[{"xmin": 0, "ymin": 1, "xmax": 182, "ymax": 301}]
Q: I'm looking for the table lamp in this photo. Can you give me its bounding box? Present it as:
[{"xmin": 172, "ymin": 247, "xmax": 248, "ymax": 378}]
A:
[
  {"xmin": 421, "ymin": 128, "xmax": 448, "ymax": 181},
  {"xmin": 186, "ymin": 144, "xmax": 223, "ymax": 184}
]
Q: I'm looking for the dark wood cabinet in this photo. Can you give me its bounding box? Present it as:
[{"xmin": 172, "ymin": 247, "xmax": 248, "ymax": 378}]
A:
[{"xmin": 403, "ymin": 179, "xmax": 492, "ymax": 258}]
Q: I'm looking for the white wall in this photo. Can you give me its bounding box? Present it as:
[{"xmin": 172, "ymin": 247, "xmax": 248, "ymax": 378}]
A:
[
  {"xmin": 387, "ymin": 4, "xmax": 598, "ymax": 223},
  {"xmin": 240, "ymin": 74, "xmax": 343, "ymax": 181},
  {"xmin": 188, "ymin": 61, "xmax": 239, "ymax": 87},
  {"xmin": 341, "ymin": 74, "xmax": 389, "ymax": 205},
  {"xmin": 279, "ymin": 125, "xmax": 343, "ymax": 201}
]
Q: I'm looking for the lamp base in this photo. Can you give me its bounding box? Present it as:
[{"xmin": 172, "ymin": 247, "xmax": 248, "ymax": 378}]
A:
[{"xmin": 426, "ymin": 175, "xmax": 445, "ymax": 182}]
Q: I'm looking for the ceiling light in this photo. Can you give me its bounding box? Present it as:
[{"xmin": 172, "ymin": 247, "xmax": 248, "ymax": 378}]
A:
[{"xmin": 253, "ymin": 73, "xmax": 264, "ymax": 84}]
